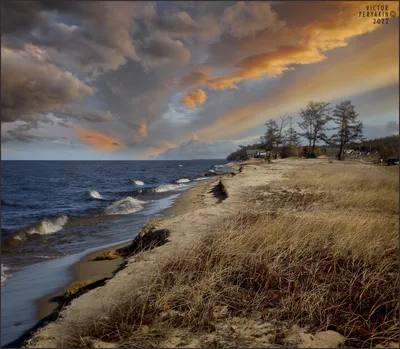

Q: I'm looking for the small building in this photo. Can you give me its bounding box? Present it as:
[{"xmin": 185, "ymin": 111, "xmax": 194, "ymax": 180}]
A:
[{"xmin": 246, "ymin": 149, "xmax": 266, "ymax": 159}]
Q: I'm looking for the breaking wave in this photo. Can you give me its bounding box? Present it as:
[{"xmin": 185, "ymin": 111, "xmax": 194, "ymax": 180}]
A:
[
  {"xmin": 194, "ymin": 177, "xmax": 208, "ymax": 181},
  {"xmin": 152, "ymin": 184, "xmax": 185, "ymax": 193},
  {"xmin": 1, "ymin": 264, "xmax": 11, "ymax": 287},
  {"xmin": 104, "ymin": 197, "xmax": 146, "ymax": 215},
  {"xmin": 176, "ymin": 178, "xmax": 190, "ymax": 183},
  {"xmin": 86, "ymin": 190, "xmax": 103, "ymax": 200},
  {"xmin": 28, "ymin": 215, "xmax": 68, "ymax": 236},
  {"xmin": 130, "ymin": 180, "xmax": 144, "ymax": 186},
  {"xmin": 3, "ymin": 215, "xmax": 68, "ymax": 250}
]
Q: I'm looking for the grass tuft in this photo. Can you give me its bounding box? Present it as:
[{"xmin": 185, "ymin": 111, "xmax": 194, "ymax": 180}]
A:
[
  {"xmin": 64, "ymin": 280, "xmax": 94, "ymax": 299},
  {"xmin": 92, "ymin": 250, "xmax": 120, "ymax": 261}
]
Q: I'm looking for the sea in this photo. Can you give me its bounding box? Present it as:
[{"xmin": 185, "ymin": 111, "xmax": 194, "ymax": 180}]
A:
[{"xmin": 1, "ymin": 159, "xmax": 228, "ymax": 346}]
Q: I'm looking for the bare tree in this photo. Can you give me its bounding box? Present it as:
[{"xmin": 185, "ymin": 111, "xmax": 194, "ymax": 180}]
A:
[
  {"xmin": 276, "ymin": 115, "xmax": 289, "ymax": 149},
  {"xmin": 285, "ymin": 115, "xmax": 300, "ymax": 146},
  {"xmin": 261, "ymin": 116, "xmax": 289, "ymax": 159},
  {"xmin": 298, "ymin": 101, "xmax": 330, "ymax": 155},
  {"xmin": 260, "ymin": 119, "xmax": 278, "ymax": 153},
  {"xmin": 330, "ymin": 100, "xmax": 363, "ymax": 160}
]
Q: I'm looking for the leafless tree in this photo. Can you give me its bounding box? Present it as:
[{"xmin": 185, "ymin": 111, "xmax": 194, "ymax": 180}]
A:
[
  {"xmin": 298, "ymin": 101, "xmax": 331, "ymax": 155},
  {"xmin": 329, "ymin": 100, "xmax": 363, "ymax": 160}
]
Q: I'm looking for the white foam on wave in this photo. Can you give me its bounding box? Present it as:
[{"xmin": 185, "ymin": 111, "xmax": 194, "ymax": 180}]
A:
[
  {"xmin": 178, "ymin": 164, "xmax": 183, "ymax": 167},
  {"xmin": 194, "ymin": 177, "xmax": 208, "ymax": 181},
  {"xmin": 105, "ymin": 197, "xmax": 146, "ymax": 215},
  {"xmin": 153, "ymin": 184, "xmax": 185, "ymax": 193},
  {"xmin": 132, "ymin": 180, "xmax": 144, "ymax": 186},
  {"xmin": 1, "ymin": 264, "xmax": 12, "ymax": 287},
  {"xmin": 26, "ymin": 215, "xmax": 68, "ymax": 236},
  {"xmin": 87, "ymin": 190, "xmax": 103, "ymax": 200},
  {"xmin": 176, "ymin": 178, "xmax": 190, "ymax": 183}
]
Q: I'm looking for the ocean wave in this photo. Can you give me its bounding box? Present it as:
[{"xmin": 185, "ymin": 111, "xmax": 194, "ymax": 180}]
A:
[
  {"xmin": 26, "ymin": 215, "xmax": 69, "ymax": 236},
  {"xmin": 1, "ymin": 264, "xmax": 12, "ymax": 287},
  {"xmin": 129, "ymin": 180, "xmax": 144, "ymax": 186},
  {"xmin": 4, "ymin": 215, "xmax": 69, "ymax": 248},
  {"xmin": 176, "ymin": 178, "xmax": 190, "ymax": 184},
  {"xmin": 152, "ymin": 184, "xmax": 185, "ymax": 193},
  {"xmin": 104, "ymin": 197, "xmax": 146, "ymax": 215},
  {"xmin": 194, "ymin": 177, "xmax": 208, "ymax": 181},
  {"xmin": 86, "ymin": 190, "xmax": 103, "ymax": 200}
]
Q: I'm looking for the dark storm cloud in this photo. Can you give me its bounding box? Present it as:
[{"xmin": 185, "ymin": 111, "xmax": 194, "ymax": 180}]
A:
[
  {"xmin": 1, "ymin": 48, "xmax": 93, "ymax": 123},
  {"xmin": 52, "ymin": 106, "xmax": 115, "ymax": 123},
  {"xmin": 1, "ymin": 122, "xmax": 65, "ymax": 144},
  {"xmin": 0, "ymin": 0, "xmax": 193, "ymax": 138},
  {"xmin": 154, "ymin": 11, "xmax": 221, "ymax": 40},
  {"xmin": 1, "ymin": 1, "xmax": 44, "ymax": 37},
  {"xmin": 137, "ymin": 32, "xmax": 191, "ymax": 69},
  {"xmin": 1, "ymin": 1, "xmax": 157, "ymax": 73}
]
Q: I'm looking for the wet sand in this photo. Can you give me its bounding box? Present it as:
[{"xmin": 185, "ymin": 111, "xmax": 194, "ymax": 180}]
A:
[{"xmin": 35, "ymin": 243, "xmax": 130, "ymax": 321}]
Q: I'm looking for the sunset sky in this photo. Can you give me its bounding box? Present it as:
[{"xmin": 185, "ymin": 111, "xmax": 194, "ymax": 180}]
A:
[{"xmin": 1, "ymin": 1, "xmax": 399, "ymax": 160}]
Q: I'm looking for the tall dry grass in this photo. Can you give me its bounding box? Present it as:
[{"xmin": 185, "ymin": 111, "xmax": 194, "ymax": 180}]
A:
[{"xmin": 62, "ymin": 162, "xmax": 399, "ymax": 348}]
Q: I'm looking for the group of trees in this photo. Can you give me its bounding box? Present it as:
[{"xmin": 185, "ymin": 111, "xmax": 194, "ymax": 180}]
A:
[
  {"xmin": 258, "ymin": 115, "xmax": 300, "ymax": 159},
  {"xmin": 227, "ymin": 99, "xmax": 399, "ymax": 162},
  {"xmin": 349, "ymin": 135, "xmax": 399, "ymax": 160},
  {"xmin": 259, "ymin": 100, "xmax": 364, "ymax": 160}
]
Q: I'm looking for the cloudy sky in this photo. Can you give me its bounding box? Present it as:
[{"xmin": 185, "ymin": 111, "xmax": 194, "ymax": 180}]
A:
[{"xmin": 1, "ymin": 1, "xmax": 399, "ymax": 160}]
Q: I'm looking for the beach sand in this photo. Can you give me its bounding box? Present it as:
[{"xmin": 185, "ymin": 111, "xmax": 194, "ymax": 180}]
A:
[{"xmin": 35, "ymin": 245, "xmax": 129, "ymax": 321}]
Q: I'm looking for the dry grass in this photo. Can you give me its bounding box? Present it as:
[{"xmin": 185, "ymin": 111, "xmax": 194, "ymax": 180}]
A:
[
  {"xmin": 61, "ymin": 162, "xmax": 399, "ymax": 348},
  {"xmin": 64, "ymin": 280, "xmax": 94, "ymax": 299},
  {"xmin": 92, "ymin": 250, "xmax": 120, "ymax": 261},
  {"xmin": 140, "ymin": 219, "xmax": 160, "ymax": 236}
]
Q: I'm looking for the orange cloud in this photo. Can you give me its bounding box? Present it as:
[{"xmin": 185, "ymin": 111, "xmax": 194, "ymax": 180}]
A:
[
  {"xmin": 147, "ymin": 141, "xmax": 177, "ymax": 157},
  {"xmin": 183, "ymin": 1, "xmax": 398, "ymax": 92},
  {"xmin": 76, "ymin": 128, "xmax": 124, "ymax": 152},
  {"xmin": 206, "ymin": 45, "xmax": 327, "ymax": 90},
  {"xmin": 196, "ymin": 24, "xmax": 399, "ymax": 141},
  {"xmin": 181, "ymin": 89, "xmax": 207, "ymax": 109},
  {"xmin": 135, "ymin": 122, "xmax": 148, "ymax": 138}
]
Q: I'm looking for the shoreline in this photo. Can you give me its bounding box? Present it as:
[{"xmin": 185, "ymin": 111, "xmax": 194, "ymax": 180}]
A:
[
  {"xmin": 36, "ymin": 177, "xmax": 221, "ymax": 321},
  {"xmin": 4, "ymin": 176, "xmax": 224, "ymax": 348}
]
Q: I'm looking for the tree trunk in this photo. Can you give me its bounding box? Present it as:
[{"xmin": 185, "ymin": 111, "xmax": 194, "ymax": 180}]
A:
[
  {"xmin": 311, "ymin": 138, "xmax": 316, "ymax": 154},
  {"xmin": 337, "ymin": 144, "xmax": 345, "ymax": 160}
]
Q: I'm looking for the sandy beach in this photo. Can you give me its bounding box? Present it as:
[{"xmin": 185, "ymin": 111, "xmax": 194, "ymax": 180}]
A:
[{"xmin": 22, "ymin": 159, "xmax": 398, "ymax": 348}]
